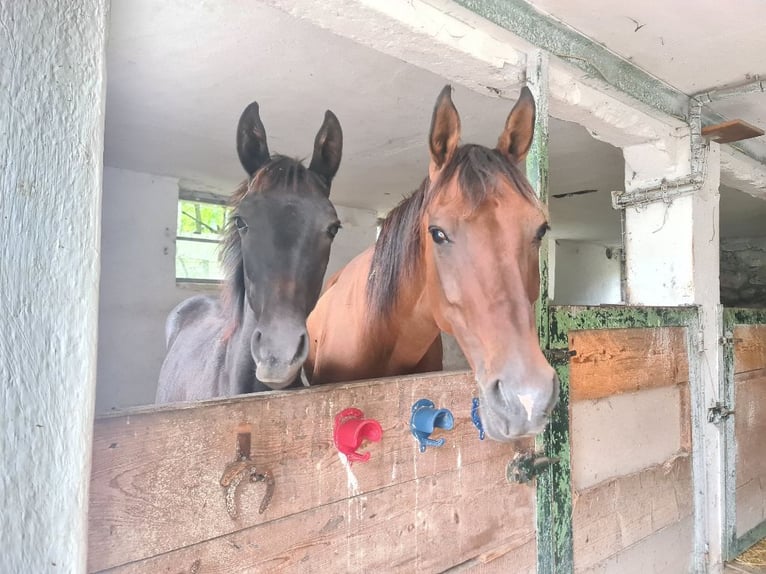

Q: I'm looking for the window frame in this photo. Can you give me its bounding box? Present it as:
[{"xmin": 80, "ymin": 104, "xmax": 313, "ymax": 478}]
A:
[{"xmin": 175, "ymin": 187, "xmax": 230, "ymax": 285}]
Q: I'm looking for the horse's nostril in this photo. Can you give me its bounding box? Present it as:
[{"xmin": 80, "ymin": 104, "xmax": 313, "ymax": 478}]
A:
[
  {"xmin": 292, "ymin": 332, "xmax": 308, "ymax": 364},
  {"xmin": 254, "ymin": 329, "xmax": 263, "ymax": 344}
]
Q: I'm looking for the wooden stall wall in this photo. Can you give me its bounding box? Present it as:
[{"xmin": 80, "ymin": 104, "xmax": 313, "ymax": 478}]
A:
[
  {"xmin": 568, "ymin": 327, "xmax": 693, "ymax": 574},
  {"xmin": 88, "ymin": 373, "xmax": 537, "ymax": 573},
  {"xmin": 733, "ymin": 324, "xmax": 766, "ymax": 539}
]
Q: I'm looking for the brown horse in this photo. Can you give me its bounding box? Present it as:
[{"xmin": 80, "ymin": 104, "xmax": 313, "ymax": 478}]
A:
[{"xmin": 306, "ymin": 85, "xmax": 558, "ymax": 441}]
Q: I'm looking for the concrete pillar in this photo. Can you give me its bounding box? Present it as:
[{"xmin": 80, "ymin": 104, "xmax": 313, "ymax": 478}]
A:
[
  {"xmin": 622, "ymin": 136, "xmax": 697, "ymax": 304},
  {"xmin": 0, "ymin": 1, "xmax": 108, "ymax": 572},
  {"xmin": 621, "ymin": 138, "xmax": 723, "ymax": 573}
]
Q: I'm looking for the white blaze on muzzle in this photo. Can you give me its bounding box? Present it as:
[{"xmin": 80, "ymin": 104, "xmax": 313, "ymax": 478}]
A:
[{"xmin": 517, "ymin": 393, "xmax": 535, "ymax": 422}]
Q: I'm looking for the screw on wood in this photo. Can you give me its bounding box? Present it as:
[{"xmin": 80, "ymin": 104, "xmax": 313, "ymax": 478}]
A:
[
  {"xmin": 219, "ymin": 430, "xmax": 274, "ymax": 519},
  {"xmin": 180, "ymin": 559, "xmax": 201, "ymax": 574}
]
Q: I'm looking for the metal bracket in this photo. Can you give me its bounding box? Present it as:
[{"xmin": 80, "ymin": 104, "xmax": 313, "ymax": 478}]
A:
[
  {"xmin": 506, "ymin": 452, "xmax": 560, "ymax": 484},
  {"xmin": 719, "ymin": 331, "xmax": 737, "ymax": 347},
  {"xmin": 696, "ymin": 330, "xmax": 705, "ymax": 354},
  {"xmin": 611, "ymin": 175, "xmax": 703, "ymax": 210},
  {"xmin": 544, "ymin": 348, "xmax": 576, "ymax": 365},
  {"xmin": 707, "ymin": 402, "xmax": 735, "ymax": 424}
]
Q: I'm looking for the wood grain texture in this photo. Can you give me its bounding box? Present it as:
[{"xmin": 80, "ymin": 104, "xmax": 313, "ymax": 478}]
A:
[
  {"xmin": 97, "ymin": 453, "xmax": 535, "ymax": 574},
  {"xmin": 572, "ymin": 454, "xmax": 693, "ymax": 573},
  {"xmin": 89, "ymin": 372, "xmax": 534, "ymax": 572},
  {"xmin": 570, "ymin": 385, "xmax": 682, "ymax": 491},
  {"xmin": 734, "ymin": 325, "xmax": 766, "ymax": 375},
  {"xmin": 569, "ymin": 327, "xmax": 689, "ymax": 401},
  {"xmin": 735, "ymin": 369, "xmax": 766, "ymax": 535}
]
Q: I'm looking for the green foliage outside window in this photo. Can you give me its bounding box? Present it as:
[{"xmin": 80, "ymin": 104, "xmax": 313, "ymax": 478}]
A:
[{"xmin": 176, "ymin": 199, "xmax": 230, "ymax": 282}]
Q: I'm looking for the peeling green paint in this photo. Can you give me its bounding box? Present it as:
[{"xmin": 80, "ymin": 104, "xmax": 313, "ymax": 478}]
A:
[
  {"xmin": 724, "ymin": 307, "xmax": 766, "ymax": 327},
  {"xmin": 536, "ymin": 359, "xmax": 573, "ymax": 574},
  {"xmin": 523, "ymin": 51, "xmax": 570, "ymax": 574},
  {"xmin": 549, "ymin": 305, "xmax": 699, "ymax": 348}
]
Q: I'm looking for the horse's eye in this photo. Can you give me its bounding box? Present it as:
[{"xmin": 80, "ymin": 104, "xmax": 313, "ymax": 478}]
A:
[
  {"xmin": 233, "ymin": 216, "xmax": 248, "ymax": 233},
  {"xmin": 429, "ymin": 226, "xmax": 450, "ymax": 245},
  {"xmin": 327, "ymin": 222, "xmax": 342, "ymax": 239},
  {"xmin": 535, "ymin": 223, "xmax": 549, "ymax": 242}
]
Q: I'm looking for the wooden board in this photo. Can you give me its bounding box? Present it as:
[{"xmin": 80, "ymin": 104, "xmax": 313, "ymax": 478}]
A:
[
  {"xmin": 98, "ymin": 453, "xmax": 535, "ymax": 574},
  {"xmin": 734, "ymin": 325, "xmax": 766, "ymax": 375},
  {"xmin": 577, "ymin": 517, "xmax": 693, "ymax": 574},
  {"xmin": 572, "ymin": 455, "xmax": 693, "ymax": 573},
  {"xmin": 89, "ymin": 372, "xmax": 534, "ymax": 572},
  {"xmin": 568, "ymin": 326, "xmax": 693, "ymax": 571},
  {"xmin": 702, "ymin": 119, "xmax": 764, "ymax": 144},
  {"xmin": 569, "ymin": 327, "xmax": 688, "ymax": 402},
  {"xmin": 735, "ymin": 369, "xmax": 766, "ymax": 536},
  {"xmin": 570, "ymin": 385, "xmax": 682, "ymax": 490}
]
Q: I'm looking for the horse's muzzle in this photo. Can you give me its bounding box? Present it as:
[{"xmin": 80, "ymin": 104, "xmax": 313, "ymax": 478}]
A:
[
  {"xmin": 251, "ymin": 321, "xmax": 309, "ymax": 390},
  {"xmin": 478, "ymin": 373, "xmax": 559, "ymax": 441}
]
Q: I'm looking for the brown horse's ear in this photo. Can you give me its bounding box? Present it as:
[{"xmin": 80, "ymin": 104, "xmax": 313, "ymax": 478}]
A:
[
  {"xmin": 497, "ymin": 86, "xmax": 536, "ymax": 163},
  {"xmin": 237, "ymin": 101, "xmax": 271, "ymax": 177},
  {"xmin": 309, "ymin": 110, "xmax": 343, "ymax": 192},
  {"xmin": 429, "ymin": 85, "xmax": 461, "ymax": 179}
]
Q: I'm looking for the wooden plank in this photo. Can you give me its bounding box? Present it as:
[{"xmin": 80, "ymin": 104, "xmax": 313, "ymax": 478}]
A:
[
  {"xmin": 734, "ymin": 325, "xmax": 766, "ymax": 375},
  {"xmin": 577, "ymin": 516, "xmax": 693, "ymax": 574},
  {"xmin": 702, "ymin": 119, "xmax": 764, "ymax": 145},
  {"xmin": 572, "ymin": 454, "xmax": 693, "ymax": 572},
  {"xmin": 735, "ymin": 369, "xmax": 766, "ymax": 536},
  {"xmin": 570, "ymin": 385, "xmax": 682, "ymax": 491},
  {"xmin": 96, "ymin": 454, "xmax": 536, "ymax": 574},
  {"xmin": 569, "ymin": 327, "xmax": 688, "ymax": 401},
  {"xmin": 448, "ymin": 537, "xmax": 536, "ymax": 574},
  {"xmin": 88, "ymin": 372, "xmax": 532, "ymax": 572}
]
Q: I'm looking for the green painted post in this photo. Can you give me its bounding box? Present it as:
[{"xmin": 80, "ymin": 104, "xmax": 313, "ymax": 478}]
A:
[{"xmin": 525, "ymin": 49, "xmax": 574, "ymax": 574}]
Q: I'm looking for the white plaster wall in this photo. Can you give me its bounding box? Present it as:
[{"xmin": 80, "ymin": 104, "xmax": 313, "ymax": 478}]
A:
[
  {"xmin": 96, "ymin": 168, "xmax": 377, "ymax": 411},
  {"xmin": 325, "ymin": 204, "xmax": 378, "ymax": 282},
  {"xmin": 552, "ymin": 240, "xmax": 622, "ymax": 305},
  {"xmin": 96, "ymin": 167, "xmax": 196, "ymax": 412},
  {"xmin": 0, "ymin": 1, "xmax": 108, "ymax": 572}
]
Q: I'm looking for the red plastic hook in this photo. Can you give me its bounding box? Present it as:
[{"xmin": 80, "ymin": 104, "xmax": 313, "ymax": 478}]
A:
[{"xmin": 333, "ymin": 408, "xmax": 382, "ymax": 463}]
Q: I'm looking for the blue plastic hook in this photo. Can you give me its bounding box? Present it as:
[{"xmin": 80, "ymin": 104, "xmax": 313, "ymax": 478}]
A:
[
  {"xmin": 410, "ymin": 399, "xmax": 454, "ymax": 453},
  {"xmin": 471, "ymin": 397, "xmax": 485, "ymax": 440}
]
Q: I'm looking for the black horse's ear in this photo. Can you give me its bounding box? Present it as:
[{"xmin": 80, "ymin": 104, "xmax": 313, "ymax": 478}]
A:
[
  {"xmin": 497, "ymin": 86, "xmax": 536, "ymax": 163},
  {"xmin": 429, "ymin": 85, "xmax": 461, "ymax": 179},
  {"xmin": 237, "ymin": 101, "xmax": 271, "ymax": 177},
  {"xmin": 309, "ymin": 110, "xmax": 343, "ymax": 192}
]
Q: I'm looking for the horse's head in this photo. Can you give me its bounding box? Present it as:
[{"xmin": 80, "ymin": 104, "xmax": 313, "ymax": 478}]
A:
[
  {"xmin": 224, "ymin": 102, "xmax": 343, "ymax": 389},
  {"xmin": 422, "ymin": 86, "xmax": 558, "ymax": 440}
]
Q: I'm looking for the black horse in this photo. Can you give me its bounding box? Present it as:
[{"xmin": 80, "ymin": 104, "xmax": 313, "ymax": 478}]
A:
[{"xmin": 156, "ymin": 101, "xmax": 343, "ymax": 402}]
